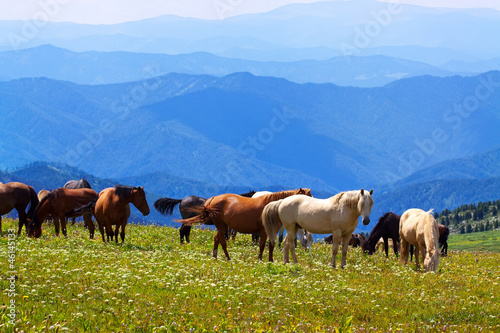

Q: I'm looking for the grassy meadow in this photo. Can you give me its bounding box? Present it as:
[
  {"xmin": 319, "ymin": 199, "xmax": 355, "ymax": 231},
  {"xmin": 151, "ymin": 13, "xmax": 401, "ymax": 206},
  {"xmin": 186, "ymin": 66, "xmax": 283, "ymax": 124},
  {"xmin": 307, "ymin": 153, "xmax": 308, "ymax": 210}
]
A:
[{"xmin": 1, "ymin": 218, "xmax": 500, "ymax": 333}]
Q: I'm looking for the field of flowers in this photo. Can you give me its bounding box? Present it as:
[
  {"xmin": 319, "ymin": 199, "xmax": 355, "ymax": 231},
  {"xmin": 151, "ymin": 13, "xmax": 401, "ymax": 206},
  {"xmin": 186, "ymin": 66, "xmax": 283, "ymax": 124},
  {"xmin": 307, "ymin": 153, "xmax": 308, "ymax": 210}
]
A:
[{"xmin": 1, "ymin": 218, "xmax": 499, "ymax": 332}]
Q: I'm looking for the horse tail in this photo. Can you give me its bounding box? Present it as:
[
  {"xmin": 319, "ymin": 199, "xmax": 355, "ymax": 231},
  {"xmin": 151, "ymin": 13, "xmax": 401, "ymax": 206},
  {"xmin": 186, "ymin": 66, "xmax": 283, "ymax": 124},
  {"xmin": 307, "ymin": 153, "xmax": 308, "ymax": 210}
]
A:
[
  {"xmin": 261, "ymin": 199, "xmax": 283, "ymax": 248},
  {"xmin": 174, "ymin": 204, "xmax": 219, "ymax": 226},
  {"xmin": 154, "ymin": 198, "xmax": 182, "ymax": 216},
  {"xmin": 68, "ymin": 197, "xmax": 98, "ymax": 216},
  {"xmin": 424, "ymin": 215, "xmax": 440, "ymax": 272},
  {"xmin": 26, "ymin": 186, "xmax": 39, "ymax": 219}
]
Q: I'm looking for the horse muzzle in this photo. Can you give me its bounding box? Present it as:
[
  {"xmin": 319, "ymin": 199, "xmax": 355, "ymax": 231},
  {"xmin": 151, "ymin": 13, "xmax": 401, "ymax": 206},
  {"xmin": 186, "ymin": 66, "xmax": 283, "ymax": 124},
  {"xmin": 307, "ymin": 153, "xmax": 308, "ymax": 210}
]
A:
[{"xmin": 362, "ymin": 218, "xmax": 370, "ymax": 225}]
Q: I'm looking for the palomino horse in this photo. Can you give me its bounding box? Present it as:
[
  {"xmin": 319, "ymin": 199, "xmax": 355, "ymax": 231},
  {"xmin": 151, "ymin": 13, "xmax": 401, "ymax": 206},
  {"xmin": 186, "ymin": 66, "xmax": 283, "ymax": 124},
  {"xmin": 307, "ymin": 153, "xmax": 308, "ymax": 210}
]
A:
[
  {"xmin": 399, "ymin": 208, "xmax": 440, "ymax": 272},
  {"xmin": 177, "ymin": 189, "xmax": 312, "ymax": 261},
  {"xmin": 94, "ymin": 186, "xmax": 150, "ymax": 243},
  {"xmin": 362, "ymin": 212, "xmax": 401, "ymax": 257},
  {"xmin": 28, "ymin": 188, "xmax": 98, "ymax": 238},
  {"xmin": 0, "ymin": 182, "xmax": 39, "ymax": 235},
  {"xmin": 153, "ymin": 191, "xmax": 255, "ymax": 244},
  {"xmin": 262, "ymin": 189, "xmax": 374, "ymax": 268}
]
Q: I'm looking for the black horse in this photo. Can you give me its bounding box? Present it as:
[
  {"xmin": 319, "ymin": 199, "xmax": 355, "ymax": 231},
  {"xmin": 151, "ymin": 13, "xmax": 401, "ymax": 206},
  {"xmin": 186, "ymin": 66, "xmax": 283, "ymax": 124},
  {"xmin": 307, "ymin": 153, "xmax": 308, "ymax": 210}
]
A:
[
  {"xmin": 362, "ymin": 212, "xmax": 401, "ymax": 257},
  {"xmin": 154, "ymin": 191, "xmax": 256, "ymax": 244},
  {"xmin": 63, "ymin": 179, "xmax": 92, "ymax": 224}
]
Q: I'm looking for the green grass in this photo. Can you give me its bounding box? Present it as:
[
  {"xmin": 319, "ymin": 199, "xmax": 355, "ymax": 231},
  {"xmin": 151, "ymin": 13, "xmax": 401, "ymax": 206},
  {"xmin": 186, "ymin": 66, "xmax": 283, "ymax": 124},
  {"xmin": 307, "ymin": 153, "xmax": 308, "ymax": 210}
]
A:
[
  {"xmin": 448, "ymin": 229, "xmax": 500, "ymax": 252},
  {"xmin": 1, "ymin": 218, "xmax": 500, "ymax": 332}
]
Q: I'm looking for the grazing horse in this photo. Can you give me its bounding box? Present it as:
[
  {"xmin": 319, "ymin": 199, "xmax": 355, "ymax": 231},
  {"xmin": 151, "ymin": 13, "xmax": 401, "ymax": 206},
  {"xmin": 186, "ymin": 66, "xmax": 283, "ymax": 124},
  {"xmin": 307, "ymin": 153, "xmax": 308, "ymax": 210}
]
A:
[
  {"xmin": 64, "ymin": 179, "xmax": 92, "ymax": 224},
  {"xmin": 362, "ymin": 212, "xmax": 401, "ymax": 257},
  {"xmin": 28, "ymin": 188, "xmax": 98, "ymax": 238},
  {"xmin": 94, "ymin": 186, "xmax": 150, "ymax": 243},
  {"xmin": 153, "ymin": 191, "xmax": 255, "ymax": 244},
  {"xmin": 298, "ymin": 229, "xmax": 314, "ymax": 250},
  {"xmin": 177, "ymin": 189, "xmax": 312, "ymax": 261},
  {"xmin": 262, "ymin": 189, "xmax": 374, "ymax": 268},
  {"xmin": 399, "ymin": 208, "xmax": 440, "ymax": 272},
  {"xmin": 0, "ymin": 182, "xmax": 39, "ymax": 235}
]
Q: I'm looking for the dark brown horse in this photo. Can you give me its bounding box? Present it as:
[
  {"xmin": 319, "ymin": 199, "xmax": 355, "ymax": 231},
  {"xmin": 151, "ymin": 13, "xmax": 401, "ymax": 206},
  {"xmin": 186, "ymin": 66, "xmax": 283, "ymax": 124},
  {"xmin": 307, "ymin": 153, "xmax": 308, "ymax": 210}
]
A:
[
  {"xmin": 177, "ymin": 189, "xmax": 312, "ymax": 261},
  {"xmin": 362, "ymin": 212, "xmax": 450, "ymax": 258},
  {"xmin": 94, "ymin": 186, "xmax": 150, "ymax": 243},
  {"xmin": 64, "ymin": 179, "xmax": 92, "ymax": 224},
  {"xmin": 0, "ymin": 182, "xmax": 39, "ymax": 235},
  {"xmin": 153, "ymin": 191, "xmax": 255, "ymax": 244},
  {"xmin": 28, "ymin": 188, "xmax": 98, "ymax": 238},
  {"xmin": 362, "ymin": 212, "xmax": 401, "ymax": 257}
]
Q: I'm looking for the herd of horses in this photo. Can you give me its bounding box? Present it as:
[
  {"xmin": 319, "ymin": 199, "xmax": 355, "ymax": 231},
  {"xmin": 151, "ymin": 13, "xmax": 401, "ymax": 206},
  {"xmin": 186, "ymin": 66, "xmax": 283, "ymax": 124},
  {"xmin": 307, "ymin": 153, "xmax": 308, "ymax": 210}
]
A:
[{"xmin": 0, "ymin": 180, "xmax": 448, "ymax": 271}]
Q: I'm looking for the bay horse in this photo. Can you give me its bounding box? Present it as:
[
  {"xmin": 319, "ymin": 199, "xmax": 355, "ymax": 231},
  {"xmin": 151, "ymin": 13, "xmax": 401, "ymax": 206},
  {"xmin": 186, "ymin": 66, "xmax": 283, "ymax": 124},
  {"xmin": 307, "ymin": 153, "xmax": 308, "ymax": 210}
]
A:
[
  {"xmin": 0, "ymin": 182, "xmax": 39, "ymax": 235},
  {"xmin": 362, "ymin": 212, "xmax": 401, "ymax": 257},
  {"xmin": 399, "ymin": 208, "xmax": 440, "ymax": 272},
  {"xmin": 262, "ymin": 189, "xmax": 373, "ymax": 268},
  {"xmin": 176, "ymin": 188, "xmax": 312, "ymax": 261},
  {"xmin": 64, "ymin": 179, "xmax": 92, "ymax": 224},
  {"xmin": 153, "ymin": 191, "xmax": 255, "ymax": 244},
  {"xmin": 28, "ymin": 188, "xmax": 98, "ymax": 238},
  {"xmin": 94, "ymin": 185, "xmax": 150, "ymax": 243}
]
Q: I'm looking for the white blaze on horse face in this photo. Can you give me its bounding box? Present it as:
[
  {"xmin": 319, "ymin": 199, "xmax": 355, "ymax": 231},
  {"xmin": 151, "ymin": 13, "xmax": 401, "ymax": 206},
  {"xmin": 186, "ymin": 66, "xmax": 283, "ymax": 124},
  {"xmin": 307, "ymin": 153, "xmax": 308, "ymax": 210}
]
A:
[{"xmin": 360, "ymin": 190, "xmax": 374, "ymax": 225}]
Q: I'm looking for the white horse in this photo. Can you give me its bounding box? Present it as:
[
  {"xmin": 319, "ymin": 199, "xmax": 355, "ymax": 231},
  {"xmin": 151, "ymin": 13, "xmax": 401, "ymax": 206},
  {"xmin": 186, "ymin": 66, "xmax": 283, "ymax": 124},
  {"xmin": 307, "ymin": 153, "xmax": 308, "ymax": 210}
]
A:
[
  {"xmin": 399, "ymin": 208, "xmax": 440, "ymax": 272},
  {"xmin": 254, "ymin": 190, "xmax": 313, "ymax": 250},
  {"xmin": 262, "ymin": 189, "xmax": 374, "ymax": 268}
]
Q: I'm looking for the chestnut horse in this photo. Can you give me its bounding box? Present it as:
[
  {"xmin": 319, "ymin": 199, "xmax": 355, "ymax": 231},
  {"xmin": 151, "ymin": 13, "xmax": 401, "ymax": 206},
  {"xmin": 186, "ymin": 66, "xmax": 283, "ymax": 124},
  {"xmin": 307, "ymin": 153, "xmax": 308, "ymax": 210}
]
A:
[
  {"xmin": 0, "ymin": 182, "xmax": 39, "ymax": 235},
  {"xmin": 399, "ymin": 208, "xmax": 440, "ymax": 272},
  {"xmin": 177, "ymin": 188, "xmax": 312, "ymax": 261},
  {"xmin": 262, "ymin": 189, "xmax": 374, "ymax": 268},
  {"xmin": 153, "ymin": 191, "xmax": 255, "ymax": 244},
  {"xmin": 94, "ymin": 185, "xmax": 150, "ymax": 243},
  {"xmin": 28, "ymin": 188, "xmax": 98, "ymax": 238}
]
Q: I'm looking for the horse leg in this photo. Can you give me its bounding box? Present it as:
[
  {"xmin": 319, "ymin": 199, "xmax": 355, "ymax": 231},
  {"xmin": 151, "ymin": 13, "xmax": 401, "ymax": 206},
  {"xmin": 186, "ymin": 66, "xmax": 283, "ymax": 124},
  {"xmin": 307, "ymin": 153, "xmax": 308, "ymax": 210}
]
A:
[
  {"xmin": 288, "ymin": 226, "xmax": 299, "ymax": 264},
  {"xmin": 258, "ymin": 231, "xmax": 267, "ymax": 261},
  {"xmin": 218, "ymin": 227, "xmax": 231, "ymax": 261},
  {"xmin": 17, "ymin": 208, "xmax": 27, "ymax": 236},
  {"xmin": 383, "ymin": 236, "xmax": 389, "ymax": 258},
  {"xmin": 340, "ymin": 233, "xmax": 352, "ymax": 268},
  {"xmin": 212, "ymin": 233, "xmax": 220, "ymax": 258},
  {"xmin": 400, "ymin": 237, "xmax": 409, "ymax": 265},
  {"xmin": 83, "ymin": 213, "xmax": 95, "ymax": 239},
  {"xmin": 114, "ymin": 225, "xmax": 120, "ymax": 244},
  {"xmin": 330, "ymin": 232, "xmax": 341, "ymax": 268},
  {"xmin": 185, "ymin": 225, "xmax": 191, "ymax": 243},
  {"xmin": 392, "ymin": 237, "xmax": 399, "ymax": 258},
  {"xmin": 60, "ymin": 215, "xmax": 68, "ymax": 237},
  {"xmin": 414, "ymin": 245, "xmax": 421, "ymax": 270},
  {"xmin": 278, "ymin": 226, "xmax": 284, "ymax": 248},
  {"xmin": 97, "ymin": 221, "xmax": 106, "ymax": 242},
  {"xmin": 120, "ymin": 223, "xmax": 126, "ymax": 243},
  {"xmin": 54, "ymin": 216, "xmax": 60, "ymax": 236}
]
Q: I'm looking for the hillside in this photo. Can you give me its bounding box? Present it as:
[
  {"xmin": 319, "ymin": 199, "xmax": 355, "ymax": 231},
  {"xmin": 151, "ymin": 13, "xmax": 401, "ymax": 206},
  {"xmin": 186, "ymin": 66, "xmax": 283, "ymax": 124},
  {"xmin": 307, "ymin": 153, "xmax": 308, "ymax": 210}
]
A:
[
  {"xmin": 1, "ymin": 72, "xmax": 499, "ymax": 192},
  {"xmin": 435, "ymin": 199, "xmax": 500, "ymax": 235},
  {"xmin": 0, "ymin": 45, "xmax": 457, "ymax": 87}
]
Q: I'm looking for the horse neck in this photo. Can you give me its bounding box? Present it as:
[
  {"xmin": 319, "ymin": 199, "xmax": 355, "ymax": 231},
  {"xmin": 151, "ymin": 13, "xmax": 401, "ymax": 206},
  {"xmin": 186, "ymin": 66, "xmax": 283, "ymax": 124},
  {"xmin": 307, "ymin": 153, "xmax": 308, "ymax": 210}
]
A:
[
  {"xmin": 366, "ymin": 225, "xmax": 383, "ymax": 246},
  {"xmin": 33, "ymin": 199, "xmax": 52, "ymax": 226},
  {"xmin": 262, "ymin": 190, "xmax": 300, "ymax": 203}
]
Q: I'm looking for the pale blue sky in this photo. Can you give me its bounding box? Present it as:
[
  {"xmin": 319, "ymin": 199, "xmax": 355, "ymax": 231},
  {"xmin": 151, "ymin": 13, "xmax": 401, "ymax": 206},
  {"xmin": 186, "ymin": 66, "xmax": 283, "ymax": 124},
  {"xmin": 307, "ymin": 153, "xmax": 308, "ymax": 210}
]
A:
[{"xmin": 0, "ymin": 0, "xmax": 499, "ymax": 24}]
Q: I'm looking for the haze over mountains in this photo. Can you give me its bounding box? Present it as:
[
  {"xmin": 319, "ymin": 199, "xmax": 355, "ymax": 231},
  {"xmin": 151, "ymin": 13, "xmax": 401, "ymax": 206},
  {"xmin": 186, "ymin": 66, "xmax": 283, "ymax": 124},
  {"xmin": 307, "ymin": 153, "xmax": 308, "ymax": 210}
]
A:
[{"xmin": 1, "ymin": 0, "xmax": 499, "ymax": 229}]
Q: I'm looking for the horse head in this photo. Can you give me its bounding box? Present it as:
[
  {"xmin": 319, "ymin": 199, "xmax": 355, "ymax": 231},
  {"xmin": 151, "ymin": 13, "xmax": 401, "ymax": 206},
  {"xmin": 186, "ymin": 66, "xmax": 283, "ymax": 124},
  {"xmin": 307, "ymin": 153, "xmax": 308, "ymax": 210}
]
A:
[
  {"xmin": 131, "ymin": 187, "xmax": 150, "ymax": 216},
  {"xmin": 297, "ymin": 188, "xmax": 313, "ymax": 197},
  {"xmin": 27, "ymin": 218, "xmax": 42, "ymax": 238},
  {"xmin": 358, "ymin": 189, "xmax": 374, "ymax": 226}
]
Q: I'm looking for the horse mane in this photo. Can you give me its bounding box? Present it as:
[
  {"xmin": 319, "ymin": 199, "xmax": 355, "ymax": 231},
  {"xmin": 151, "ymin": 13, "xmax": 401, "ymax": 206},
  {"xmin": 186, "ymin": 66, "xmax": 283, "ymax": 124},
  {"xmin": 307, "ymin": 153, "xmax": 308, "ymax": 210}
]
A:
[
  {"xmin": 262, "ymin": 189, "xmax": 309, "ymax": 202},
  {"xmin": 114, "ymin": 185, "xmax": 143, "ymax": 199},
  {"xmin": 239, "ymin": 190, "xmax": 256, "ymax": 198},
  {"xmin": 332, "ymin": 191, "xmax": 360, "ymax": 209},
  {"xmin": 32, "ymin": 189, "xmax": 59, "ymax": 227}
]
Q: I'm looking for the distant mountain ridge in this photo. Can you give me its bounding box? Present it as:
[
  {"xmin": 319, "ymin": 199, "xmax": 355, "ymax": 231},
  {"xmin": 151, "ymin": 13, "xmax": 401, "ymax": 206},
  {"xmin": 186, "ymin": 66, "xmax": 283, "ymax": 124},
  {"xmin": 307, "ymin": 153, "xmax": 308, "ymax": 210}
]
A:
[
  {"xmin": 1, "ymin": 1, "xmax": 499, "ymax": 64},
  {"xmin": 1, "ymin": 71, "xmax": 499, "ymax": 192},
  {"xmin": 0, "ymin": 45, "xmax": 460, "ymax": 87}
]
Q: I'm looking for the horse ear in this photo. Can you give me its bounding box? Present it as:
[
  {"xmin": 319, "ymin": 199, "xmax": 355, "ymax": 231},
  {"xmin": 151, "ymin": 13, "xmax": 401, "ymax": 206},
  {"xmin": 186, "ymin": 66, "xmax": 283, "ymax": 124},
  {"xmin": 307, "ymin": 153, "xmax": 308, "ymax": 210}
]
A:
[
  {"xmin": 369, "ymin": 189, "xmax": 373, "ymax": 195},
  {"xmin": 360, "ymin": 189, "xmax": 364, "ymax": 195}
]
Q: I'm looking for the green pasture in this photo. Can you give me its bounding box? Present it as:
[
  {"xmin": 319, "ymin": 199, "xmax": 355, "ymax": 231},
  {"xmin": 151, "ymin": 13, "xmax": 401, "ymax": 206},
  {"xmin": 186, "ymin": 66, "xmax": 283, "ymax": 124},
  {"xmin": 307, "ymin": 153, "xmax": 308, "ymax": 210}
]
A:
[
  {"xmin": 1, "ymin": 218, "xmax": 499, "ymax": 332},
  {"xmin": 448, "ymin": 229, "xmax": 500, "ymax": 253}
]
